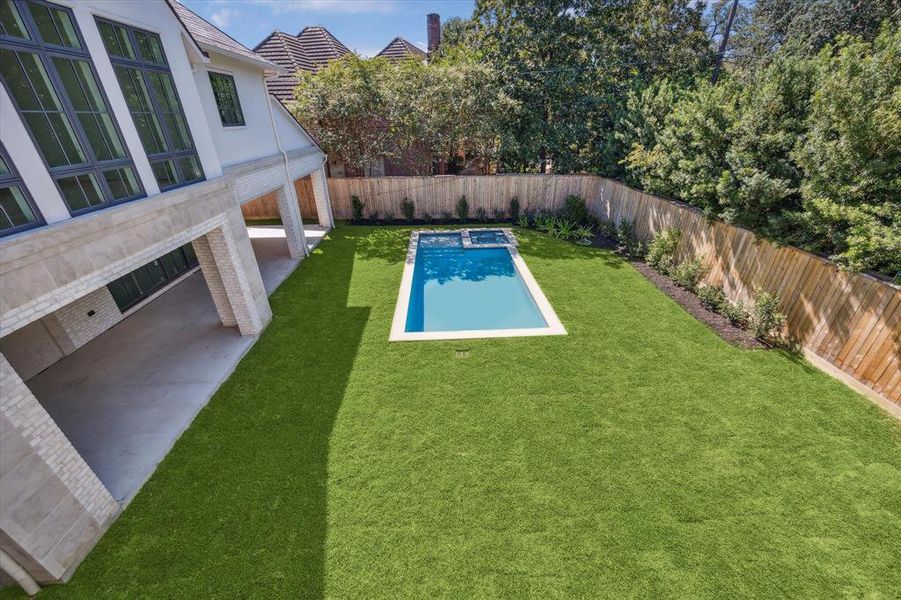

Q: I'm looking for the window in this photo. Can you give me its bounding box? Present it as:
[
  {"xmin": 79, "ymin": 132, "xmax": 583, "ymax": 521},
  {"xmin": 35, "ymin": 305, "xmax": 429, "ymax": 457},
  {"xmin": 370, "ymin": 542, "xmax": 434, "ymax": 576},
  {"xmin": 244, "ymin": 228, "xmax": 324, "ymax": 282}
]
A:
[
  {"xmin": 107, "ymin": 243, "xmax": 198, "ymax": 312},
  {"xmin": 0, "ymin": 0, "xmax": 143, "ymax": 215},
  {"xmin": 0, "ymin": 142, "xmax": 43, "ymax": 236},
  {"xmin": 96, "ymin": 17, "xmax": 204, "ymax": 191},
  {"xmin": 208, "ymin": 71, "xmax": 244, "ymax": 127}
]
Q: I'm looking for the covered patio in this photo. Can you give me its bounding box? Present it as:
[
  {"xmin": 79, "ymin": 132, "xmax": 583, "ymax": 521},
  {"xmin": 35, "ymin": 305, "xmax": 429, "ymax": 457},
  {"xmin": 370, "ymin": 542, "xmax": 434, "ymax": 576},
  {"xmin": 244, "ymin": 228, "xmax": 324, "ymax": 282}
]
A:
[{"xmin": 24, "ymin": 226, "xmax": 327, "ymax": 503}]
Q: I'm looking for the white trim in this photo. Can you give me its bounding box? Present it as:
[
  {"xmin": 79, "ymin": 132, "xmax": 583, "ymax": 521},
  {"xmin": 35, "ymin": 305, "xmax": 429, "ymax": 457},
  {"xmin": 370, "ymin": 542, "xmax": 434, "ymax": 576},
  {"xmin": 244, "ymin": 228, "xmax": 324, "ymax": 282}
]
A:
[{"xmin": 389, "ymin": 230, "xmax": 566, "ymax": 342}]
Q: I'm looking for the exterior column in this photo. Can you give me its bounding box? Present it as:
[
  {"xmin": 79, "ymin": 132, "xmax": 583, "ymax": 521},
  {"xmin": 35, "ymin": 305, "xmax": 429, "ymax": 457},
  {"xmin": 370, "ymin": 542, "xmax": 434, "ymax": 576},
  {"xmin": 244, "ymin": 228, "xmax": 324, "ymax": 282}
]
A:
[
  {"xmin": 198, "ymin": 226, "xmax": 266, "ymax": 336},
  {"xmin": 275, "ymin": 184, "xmax": 307, "ymax": 259},
  {"xmin": 192, "ymin": 235, "xmax": 237, "ymax": 327},
  {"xmin": 0, "ymin": 353, "xmax": 120, "ymax": 583},
  {"xmin": 310, "ymin": 166, "xmax": 334, "ymax": 229}
]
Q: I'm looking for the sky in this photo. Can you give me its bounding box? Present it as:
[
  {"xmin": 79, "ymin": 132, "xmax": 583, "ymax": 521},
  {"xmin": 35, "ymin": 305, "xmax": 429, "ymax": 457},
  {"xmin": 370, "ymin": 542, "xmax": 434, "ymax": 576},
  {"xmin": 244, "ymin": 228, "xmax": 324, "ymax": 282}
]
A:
[{"xmin": 180, "ymin": 0, "xmax": 477, "ymax": 57}]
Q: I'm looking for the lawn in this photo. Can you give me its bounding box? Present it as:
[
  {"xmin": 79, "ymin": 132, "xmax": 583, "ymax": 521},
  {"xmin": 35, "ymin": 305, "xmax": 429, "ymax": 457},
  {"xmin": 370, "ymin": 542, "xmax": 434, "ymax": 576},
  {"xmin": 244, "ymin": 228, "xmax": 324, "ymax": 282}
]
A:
[{"xmin": 20, "ymin": 225, "xmax": 901, "ymax": 598}]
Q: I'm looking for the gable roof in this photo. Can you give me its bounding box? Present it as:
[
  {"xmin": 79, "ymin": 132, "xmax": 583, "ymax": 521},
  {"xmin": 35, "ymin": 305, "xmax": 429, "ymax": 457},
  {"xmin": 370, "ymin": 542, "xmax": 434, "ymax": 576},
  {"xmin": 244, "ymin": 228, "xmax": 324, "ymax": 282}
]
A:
[
  {"xmin": 375, "ymin": 37, "xmax": 427, "ymax": 62},
  {"xmin": 296, "ymin": 26, "xmax": 352, "ymax": 70},
  {"xmin": 254, "ymin": 26, "xmax": 353, "ymax": 102},
  {"xmin": 166, "ymin": 0, "xmax": 280, "ymax": 72}
]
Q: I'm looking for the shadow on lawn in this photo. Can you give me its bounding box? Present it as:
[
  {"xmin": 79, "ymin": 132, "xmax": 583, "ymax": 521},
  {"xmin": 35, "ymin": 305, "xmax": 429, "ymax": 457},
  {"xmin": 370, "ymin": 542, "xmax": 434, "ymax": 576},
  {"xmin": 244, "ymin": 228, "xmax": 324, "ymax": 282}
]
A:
[{"xmin": 347, "ymin": 224, "xmax": 624, "ymax": 269}]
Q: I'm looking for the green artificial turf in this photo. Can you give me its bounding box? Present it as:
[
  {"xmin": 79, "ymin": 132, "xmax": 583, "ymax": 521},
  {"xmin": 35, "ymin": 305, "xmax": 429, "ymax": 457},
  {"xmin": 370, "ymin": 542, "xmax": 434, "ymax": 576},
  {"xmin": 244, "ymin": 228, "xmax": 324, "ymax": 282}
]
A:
[{"xmin": 17, "ymin": 225, "xmax": 901, "ymax": 598}]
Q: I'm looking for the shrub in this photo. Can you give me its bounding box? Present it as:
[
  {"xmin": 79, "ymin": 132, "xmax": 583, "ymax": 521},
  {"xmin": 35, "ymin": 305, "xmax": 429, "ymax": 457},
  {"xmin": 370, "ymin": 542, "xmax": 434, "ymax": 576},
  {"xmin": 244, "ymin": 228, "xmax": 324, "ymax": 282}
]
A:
[
  {"xmin": 752, "ymin": 290, "xmax": 786, "ymax": 342},
  {"xmin": 537, "ymin": 215, "xmax": 556, "ymax": 233},
  {"xmin": 401, "ymin": 197, "xmax": 415, "ymax": 221},
  {"xmin": 456, "ymin": 196, "xmax": 469, "ymax": 221},
  {"xmin": 616, "ymin": 220, "xmax": 645, "ymax": 258},
  {"xmin": 515, "ymin": 213, "xmax": 530, "ymax": 229},
  {"xmin": 381, "ymin": 210, "xmax": 394, "ymax": 223},
  {"xmin": 441, "ymin": 211, "xmax": 453, "ymax": 222},
  {"xmin": 722, "ymin": 301, "xmax": 751, "ymax": 328},
  {"xmin": 422, "ymin": 212, "xmax": 433, "ymax": 221},
  {"xmin": 697, "ymin": 284, "xmax": 727, "ymax": 312},
  {"xmin": 672, "ymin": 256, "xmax": 705, "ymax": 291},
  {"xmin": 575, "ymin": 225, "xmax": 594, "ymax": 244},
  {"xmin": 646, "ymin": 229, "xmax": 681, "ymax": 274},
  {"xmin": 554, "ymin": 219, "xmax": 577, "ymax": 240},
  {"xmin": 351, "ymin": 195, "xmax": 364, "ymax": 221},
  {"xmin": 367, "ymin": 210, "xmax": 380, "ymax": 221},
  {"xmin": 509, "ymin": 196, "xmax": 521, "ymax": 221},
  {"xmin": 493, "ymin": 209, "xmax": 505, "ymax": 220},
  {"xmin": 475, "ymin": 207, "xmax": 488, "ymax": 222},
  {"xmin": 561, "ymin": 195, "xmax": 588, "ymax": 224},
  {"xmin": 593, "ymin": 217, "xmax": 617, "ymax": 239}
]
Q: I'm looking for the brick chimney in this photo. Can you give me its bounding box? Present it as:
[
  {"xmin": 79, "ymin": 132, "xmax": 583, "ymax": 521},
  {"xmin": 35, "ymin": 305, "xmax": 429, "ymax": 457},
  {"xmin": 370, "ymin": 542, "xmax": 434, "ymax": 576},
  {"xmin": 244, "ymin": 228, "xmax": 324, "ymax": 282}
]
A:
[{"xmin": 427, "ymin": 13, "xmax": 441, "ymax": 53}]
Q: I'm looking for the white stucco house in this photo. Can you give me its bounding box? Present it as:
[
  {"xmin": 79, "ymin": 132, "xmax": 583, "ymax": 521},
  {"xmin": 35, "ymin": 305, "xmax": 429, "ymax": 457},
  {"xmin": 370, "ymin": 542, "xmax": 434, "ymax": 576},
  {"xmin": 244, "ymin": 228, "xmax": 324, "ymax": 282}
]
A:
[{"xmin": 0, "ymin": 0, "xmax": 333, "ymax": 588}]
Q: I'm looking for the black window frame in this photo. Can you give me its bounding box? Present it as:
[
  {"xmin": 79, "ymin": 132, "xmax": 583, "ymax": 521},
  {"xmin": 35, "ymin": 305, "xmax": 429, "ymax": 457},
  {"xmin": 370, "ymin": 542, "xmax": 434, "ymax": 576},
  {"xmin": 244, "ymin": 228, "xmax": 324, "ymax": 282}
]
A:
[
  {"xmin": 208, "ymin": 70, "xmax": 245, "ymax": 127},
  {"xmin": 0, "ymin": 142, "xmax": 44, "ymax": 237},
  {"xmin": 95, "ymin": 15, "xmax": 205, "ymax": 192},
  {"xmin": 0, "ymin": 0, "xmax": 145, "ymax": 217},
  {"xmin": 107, "ymin": 243, "xmax": 198, "ymax": 312}
]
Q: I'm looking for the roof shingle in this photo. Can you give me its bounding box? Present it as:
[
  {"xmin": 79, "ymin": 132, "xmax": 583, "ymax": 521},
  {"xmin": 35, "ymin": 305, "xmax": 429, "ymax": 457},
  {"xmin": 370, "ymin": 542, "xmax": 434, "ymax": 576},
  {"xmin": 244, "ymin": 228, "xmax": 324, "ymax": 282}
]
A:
[
  {"xmin": 167, "ymin": 0, "xmax": 277, "ymax": 68},
  {"xmin": 375, "ymin": 37, "xmax": 428, "ymax": 62}
]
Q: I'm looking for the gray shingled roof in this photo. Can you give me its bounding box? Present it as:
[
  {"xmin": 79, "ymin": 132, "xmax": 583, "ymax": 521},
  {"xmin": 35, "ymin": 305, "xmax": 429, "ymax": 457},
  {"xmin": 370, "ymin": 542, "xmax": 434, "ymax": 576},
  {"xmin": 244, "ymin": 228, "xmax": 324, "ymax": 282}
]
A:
[
  {"xmin": 254, "ymin": 26, "xmax": 353, "ymax": 102},
  {"xmin": 375, "ymin": 37, "xmax": 428, "ymax": 62},
  {"xmin": 166, "ymin": 0, "xmax": 278, "ymax": 69}
]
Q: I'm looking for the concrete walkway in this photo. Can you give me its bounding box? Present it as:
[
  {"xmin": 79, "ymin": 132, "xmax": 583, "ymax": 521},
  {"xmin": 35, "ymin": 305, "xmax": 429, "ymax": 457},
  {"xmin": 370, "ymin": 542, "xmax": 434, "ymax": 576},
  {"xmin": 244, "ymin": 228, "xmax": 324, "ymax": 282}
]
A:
[{"xmin": 27, "ymin": 227, "xmax": 326, "ymax": 503}]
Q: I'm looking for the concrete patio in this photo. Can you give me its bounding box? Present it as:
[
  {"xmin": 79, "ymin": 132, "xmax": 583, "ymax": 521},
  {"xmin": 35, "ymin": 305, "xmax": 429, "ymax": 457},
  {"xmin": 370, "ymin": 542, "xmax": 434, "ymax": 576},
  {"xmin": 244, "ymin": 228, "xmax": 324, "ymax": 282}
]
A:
[{"xmin": 25, "ymin": 226, "xmax": 327, "ymax": 504}]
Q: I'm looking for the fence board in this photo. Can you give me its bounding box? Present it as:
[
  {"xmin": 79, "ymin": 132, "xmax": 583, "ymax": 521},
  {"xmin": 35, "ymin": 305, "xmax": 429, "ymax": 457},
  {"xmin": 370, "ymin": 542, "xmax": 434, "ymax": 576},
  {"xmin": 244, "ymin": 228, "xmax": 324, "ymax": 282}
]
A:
[{"xmin": 326, "ymin": 175, "xmax": 900, "ymax": 406}]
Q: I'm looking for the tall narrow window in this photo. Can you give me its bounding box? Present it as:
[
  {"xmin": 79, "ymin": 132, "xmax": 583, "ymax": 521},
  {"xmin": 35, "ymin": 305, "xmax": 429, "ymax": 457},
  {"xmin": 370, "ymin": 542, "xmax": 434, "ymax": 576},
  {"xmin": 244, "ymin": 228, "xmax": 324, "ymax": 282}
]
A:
[
  {"xmin": 0, "ymin": 142, "xmax": 43, "ymax": 236},
  {"xmin": 97, "ymin": 17, "xmax": 204, "ymax": 191},
  {"xmin": 208, "ymin": 71, "xmax": 244, "ymax": 127},
  {"xmin": 0, "ymin": 0, "xmax": 143, "ymax": 215}
]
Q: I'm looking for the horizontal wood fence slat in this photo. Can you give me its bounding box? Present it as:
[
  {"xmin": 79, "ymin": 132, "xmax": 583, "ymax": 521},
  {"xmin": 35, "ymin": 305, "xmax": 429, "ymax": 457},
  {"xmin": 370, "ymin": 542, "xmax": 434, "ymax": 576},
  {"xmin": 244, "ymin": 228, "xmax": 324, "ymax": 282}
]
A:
[{"xmin": 327, "ymin": 175, "xmax": 900, "ymax": 407}]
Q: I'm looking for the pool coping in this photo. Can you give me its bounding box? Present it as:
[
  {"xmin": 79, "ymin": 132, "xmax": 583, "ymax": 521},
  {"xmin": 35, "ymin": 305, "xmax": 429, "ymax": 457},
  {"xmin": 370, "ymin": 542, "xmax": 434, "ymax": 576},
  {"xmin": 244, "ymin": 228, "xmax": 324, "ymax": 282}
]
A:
[{"xmin": 389, "ymin": 229, "xmax": 567, "ymax": 341}]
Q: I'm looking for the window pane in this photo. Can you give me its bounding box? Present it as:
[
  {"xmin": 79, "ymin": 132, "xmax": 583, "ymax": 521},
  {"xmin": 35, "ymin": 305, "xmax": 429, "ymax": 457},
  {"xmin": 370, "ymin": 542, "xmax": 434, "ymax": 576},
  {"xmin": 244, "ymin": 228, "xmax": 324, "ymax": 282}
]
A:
[
  {"xmin": 53, "ymin": 57, "xmax": 103, "ymax": 111},
  {"xmin": 149, "ymin": 71, "xmax": 178, "ymax": 111},
  {"xmin": 177, "ymin": 155, "xmax": 202, "ymax": 182},
  {"xmin": 209, "ymin": 72, "xmax": 244, "ymax": 126},
  {"xmin": 28, "ymin": 2, "xmax": 80, "ymax": 49},
  {"xmin": 97, "ymin": 20, "xmax": 134, "ymax": 59},
  {"xmin": 0, "ymin": 185, "xmax": 37, "ymax": 229},
  {"xmin": 58, "ymin": 172, "xmax": 102, "ymax": 211},
  {"xmin": 183, "ymin": 242, "xmax": 197, "ymax": 266},
  {"xmin": 164, "ymin": 113, "xmax": 191, "ymax": 150},
  {"xmin": 102, "ymin": 166, "xmax": 139, "ymax": 200},
  {"xmin": 1, "ymin": 49, "xmax": 58, "ymax": 111},
  {"xmin": 151, "ymin": 159, "xmax": 177, "ymax": 188},
  {"xmin": 134, "ymin": 260, "xmax": 166, "ymax": 294},
  {"xmin": 135, "ymin": 30, "xmax": 164, "ymax": 65},
  {"xmin": 107, "ymin": 277, "xmax": 138, "ymax": 311},
  {"xmin": 0, "ymin": 0, "xmax": 29, "ymax": 38},
  {"xmin": 0, "ymin": 152, "xmax": 9, "ymax": 176}
]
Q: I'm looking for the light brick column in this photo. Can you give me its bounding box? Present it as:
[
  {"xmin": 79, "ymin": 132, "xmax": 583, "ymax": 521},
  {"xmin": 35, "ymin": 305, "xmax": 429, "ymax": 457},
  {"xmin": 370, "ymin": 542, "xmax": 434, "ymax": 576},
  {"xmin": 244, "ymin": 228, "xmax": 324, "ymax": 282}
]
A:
[
  {"xmin": 275, "ymin": 184, "xmax": 307, "ymax": 258},
  {"xmin": 192, "ymin": 235, "xmax": 237, "ymax": 327},
  {"xmin": 310, "ymin": 166, "xmax": 334, "ymax": 228},
  {"xmin": 197, "ymin": 226, "xmax": 265, "ymax": 336},
  {"xmin": 0, "ymin": 353, "xmax": 120, "ymax": 583}
]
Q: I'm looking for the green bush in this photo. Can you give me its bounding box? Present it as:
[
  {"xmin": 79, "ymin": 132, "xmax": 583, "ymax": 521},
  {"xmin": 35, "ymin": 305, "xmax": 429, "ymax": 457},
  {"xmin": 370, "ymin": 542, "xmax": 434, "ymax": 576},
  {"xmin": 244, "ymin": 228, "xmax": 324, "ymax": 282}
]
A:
[
  {"xmin": 592, "ymin": 217, "xmax": 618, "ymax": 239},
  {"xmin": 351, "ymin": 195, "xmax": 364, "ymax": 221},
  {"xmin": 441, "ymin": 211, "xmax": 453, "ymax": 222},
  {"xmin": 561, "ymin": 195, "xmax": 588, "ymax": 224},
  {"xmin": 401, "ymin": 197, "xmax": 415, "ymax": 221},
  {"xmin": 515, "ymin": 213, "xmax": 530, "ymax": 229},
  {"xmin": 422, "ymin": 212, "xmax": 433, "ymax": 221},
  {"xmin": 537, "ymin": 215, "xmax": 556, "ymax": 233},
  {"xmin": 672, "ymin": 256, "xmax": 705, "ymax": 291},
  {"xmin": 752, "ymin": 290, "xmax": 786, "ymax": 342},
  {"xmin": 367, "ymin": 210, "xmax": 380, "ymax": 221},
  {"xmin": 456, "ymin": 196, "xmax": 469, "ymax": 221},
  {"xmin": 509, "ymin": 196, "xmax": 521, "ymax": 220},
  {"xmin": 646, "ymin": 229, "xmax": 681, "ymax": 274},
  {"xmin": 615, "ymin": 220, "xmax": 645, "ymax": 258},
  {"xmin": 475, "ymin": 207, "xmax": 488, "ymax": 222},
  {"xmin": 697, "ymin": 284, "xmax": 727, "ymax": 312},
  {"xmin": 575, "ymin": 225, "xmax": 594, "ymax": 244},
  {"xmin": 722, "ymin": 301, "xmax": 751, "ymax": 328},
  {"xmin": 493, "ymin": 209, "xmax": 505, "ymax": 220},
  {"xmin": 553, "ymin": 219, "xmax": 577, "ymax": 240}
]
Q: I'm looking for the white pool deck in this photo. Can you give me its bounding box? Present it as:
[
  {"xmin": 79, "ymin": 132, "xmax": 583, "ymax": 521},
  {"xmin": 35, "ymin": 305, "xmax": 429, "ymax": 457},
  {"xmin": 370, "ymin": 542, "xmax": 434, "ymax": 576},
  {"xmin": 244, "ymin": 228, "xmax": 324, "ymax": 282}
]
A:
[{"xmin": 389, "ymin": 229, "xmax": 567, "ymax": 342}]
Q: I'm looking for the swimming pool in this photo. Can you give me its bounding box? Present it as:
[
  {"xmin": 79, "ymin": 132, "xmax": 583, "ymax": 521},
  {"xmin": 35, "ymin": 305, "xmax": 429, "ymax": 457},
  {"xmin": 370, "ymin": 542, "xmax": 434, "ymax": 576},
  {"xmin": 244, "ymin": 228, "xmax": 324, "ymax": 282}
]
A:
[{"xmin": 390, "ymin": 230, "xmax": 566, "ymax": 341}]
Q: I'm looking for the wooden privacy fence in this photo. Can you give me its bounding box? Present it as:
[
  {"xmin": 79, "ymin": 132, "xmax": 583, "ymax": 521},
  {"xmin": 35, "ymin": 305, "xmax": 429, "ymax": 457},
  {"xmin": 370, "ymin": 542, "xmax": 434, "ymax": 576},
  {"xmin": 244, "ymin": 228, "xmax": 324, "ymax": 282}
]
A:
[
  {"xmin": 327, "ymin": 175, "xmax": 900, "ymax": 408},
  {"xmin": 241, "ymin": 176, "xmax": 318, "ymax": 221}
]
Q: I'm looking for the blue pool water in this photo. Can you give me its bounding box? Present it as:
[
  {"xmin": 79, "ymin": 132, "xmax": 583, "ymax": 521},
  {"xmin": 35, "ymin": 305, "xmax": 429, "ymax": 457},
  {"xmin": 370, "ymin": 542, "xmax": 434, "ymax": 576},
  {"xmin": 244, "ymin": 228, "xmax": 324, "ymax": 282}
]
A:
[
  {"xmin": 405, "ymin": 233, "xmax": 547, "ymax": 332},
  {"xmin": 469, "ymin": 229, "xmax": 508, "ymax": 245}
]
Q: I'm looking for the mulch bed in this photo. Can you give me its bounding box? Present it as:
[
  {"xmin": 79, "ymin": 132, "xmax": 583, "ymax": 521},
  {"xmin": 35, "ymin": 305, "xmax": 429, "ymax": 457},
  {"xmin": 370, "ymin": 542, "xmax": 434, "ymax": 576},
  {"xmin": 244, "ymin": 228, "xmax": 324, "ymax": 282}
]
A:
[{"xmin": 593, "ymin": 234, "xmax": 765, "ymax": 349}]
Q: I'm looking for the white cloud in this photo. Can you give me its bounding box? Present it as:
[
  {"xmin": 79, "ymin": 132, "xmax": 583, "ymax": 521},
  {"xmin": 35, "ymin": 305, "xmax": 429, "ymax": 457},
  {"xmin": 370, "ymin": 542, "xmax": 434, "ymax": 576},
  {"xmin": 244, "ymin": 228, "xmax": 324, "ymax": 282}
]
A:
[{"xmin": 251, "ymin": 0, "xmax": 400, "ymax": 15}]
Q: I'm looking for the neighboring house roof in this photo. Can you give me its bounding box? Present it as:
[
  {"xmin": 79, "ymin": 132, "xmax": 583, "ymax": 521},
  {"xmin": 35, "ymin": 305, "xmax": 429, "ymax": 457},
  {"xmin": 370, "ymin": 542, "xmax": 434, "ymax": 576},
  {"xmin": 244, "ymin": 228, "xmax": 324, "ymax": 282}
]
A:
[
  {"xmin": 255, "ymin": 26, "xmax": 352, "ymax": 102},
  {"xmin": 375, "ymin": 37, "xmax": 427, "ymax": 62},
  {"xmin": 166, "ymin": 0, "xmax": 281, "ymax": 72},
  {"xmin": 296, "ymin": 26, "xmax": 352, "ymax": 70}
]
